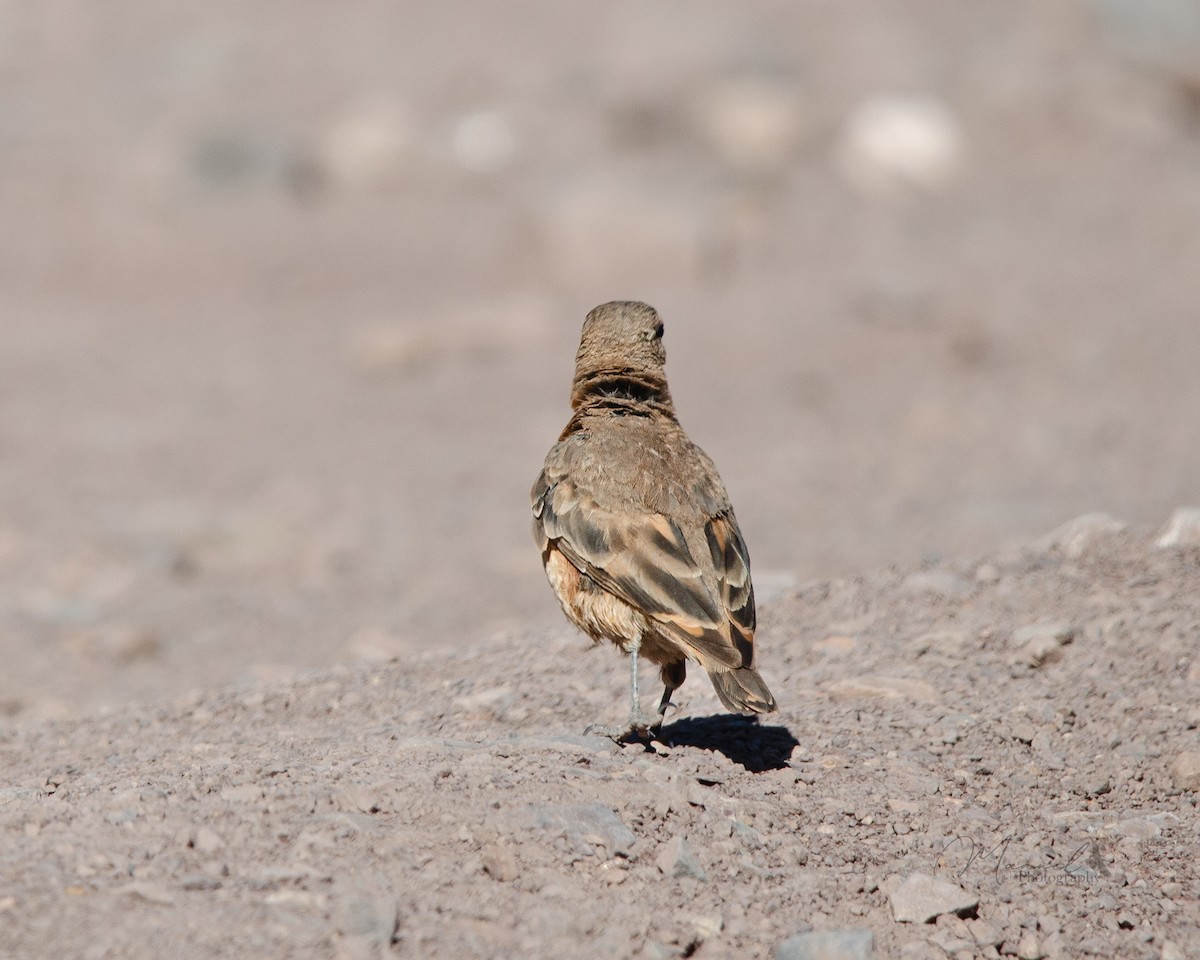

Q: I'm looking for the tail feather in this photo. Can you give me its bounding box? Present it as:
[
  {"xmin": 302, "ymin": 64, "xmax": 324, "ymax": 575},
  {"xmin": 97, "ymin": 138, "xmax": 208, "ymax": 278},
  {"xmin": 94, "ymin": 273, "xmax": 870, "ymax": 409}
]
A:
[{"xmin": 707, "ymin": 665, "xmax": 777, "ymax": 715}]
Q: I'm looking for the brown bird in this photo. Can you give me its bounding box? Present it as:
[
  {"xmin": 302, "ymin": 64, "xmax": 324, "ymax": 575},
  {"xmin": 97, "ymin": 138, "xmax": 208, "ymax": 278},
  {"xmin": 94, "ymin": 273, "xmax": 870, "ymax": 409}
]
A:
[{"xmin": 531, "ymin": 300, "xmax": 776, "ymax": 740}]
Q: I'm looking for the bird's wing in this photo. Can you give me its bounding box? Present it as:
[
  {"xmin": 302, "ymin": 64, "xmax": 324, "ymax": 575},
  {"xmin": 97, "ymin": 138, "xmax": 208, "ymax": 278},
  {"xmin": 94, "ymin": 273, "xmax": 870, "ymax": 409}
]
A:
[{"xmin": 533, "ymin": 468, "xmax": 751, "ymax": 669}]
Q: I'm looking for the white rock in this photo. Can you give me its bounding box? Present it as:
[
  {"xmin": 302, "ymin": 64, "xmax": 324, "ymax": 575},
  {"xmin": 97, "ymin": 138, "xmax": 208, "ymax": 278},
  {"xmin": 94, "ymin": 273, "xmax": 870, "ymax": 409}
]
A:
[
  {"xmin": 1161, "ymin": 940, "xmax": 1185, "ymax": 960},
  {"xmin": 1155, "ymin": 507, "xmax": 1200, "ymax": 547},
  {"xmin": 1016, "ymin": 933, "xmax": 1045, "ymax": 960},
  {"xmin": 1036, "ymin": 513, "xmax": 1127, "ymax": 558},
  {"xmin": 1169, "ymin": 751, "xmax": 1200, "ymax": 791},
  {"xmin": 655, "ymin": 836, "xmax": 707, "ymax": 882},
  {"xmin": 452, "ymin": 109, "xmax": 518, "ymax": 174},
  {"xmin": 835, "ymin": 95, "xmax": 964, "ymax": 197},
  {"xmin": 888, "ymin": 872, "xmax": 978, "ymax": 923},
  {"xmin": 1011, "ymin": 622, "xmax": 1075, "ymax": 667}
]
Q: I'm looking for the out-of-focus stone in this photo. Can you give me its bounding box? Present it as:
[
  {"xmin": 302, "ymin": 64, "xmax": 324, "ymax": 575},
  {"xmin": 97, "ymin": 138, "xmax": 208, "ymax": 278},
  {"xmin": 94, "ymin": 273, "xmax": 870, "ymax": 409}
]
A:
[
  {"xmin": 835, "ymin": 94, "xmax": 964, "ymax": 197},
  {"xmin": 1156, "ymin": 507, "xmax": 1200, "ymax": 547}
]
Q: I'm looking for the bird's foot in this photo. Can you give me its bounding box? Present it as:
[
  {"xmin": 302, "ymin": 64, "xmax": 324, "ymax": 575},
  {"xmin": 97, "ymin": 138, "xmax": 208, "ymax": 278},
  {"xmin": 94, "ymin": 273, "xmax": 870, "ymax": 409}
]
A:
[{"xmin": 584, "ymin": 713, "xmax": 662, "ymax": 745}]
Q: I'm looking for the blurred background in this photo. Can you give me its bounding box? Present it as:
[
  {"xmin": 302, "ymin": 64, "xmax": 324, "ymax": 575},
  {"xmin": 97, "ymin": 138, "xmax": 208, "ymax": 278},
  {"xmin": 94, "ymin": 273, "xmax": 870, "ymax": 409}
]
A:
[{"xmin": 1, "ymin": 0, "xmax": 1198, "ymax": 722}]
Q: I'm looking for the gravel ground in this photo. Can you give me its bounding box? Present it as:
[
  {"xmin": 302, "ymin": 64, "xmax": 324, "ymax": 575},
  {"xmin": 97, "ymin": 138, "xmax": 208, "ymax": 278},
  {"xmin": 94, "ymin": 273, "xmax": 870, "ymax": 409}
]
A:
[
  {"xmin": 3, "ymin": 518, "xmax": 1197, "ymax": 959},
  {"xmin": 3, "ymin": 3, "xmax": 1200, "ymax": 957}
]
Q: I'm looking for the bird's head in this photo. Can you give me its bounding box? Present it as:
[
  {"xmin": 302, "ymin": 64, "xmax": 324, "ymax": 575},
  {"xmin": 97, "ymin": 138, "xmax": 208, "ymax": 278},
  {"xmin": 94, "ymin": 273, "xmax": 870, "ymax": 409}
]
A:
[{"xmin": 574, "ymin": 300, "xmax": 667, "ymax": 383}]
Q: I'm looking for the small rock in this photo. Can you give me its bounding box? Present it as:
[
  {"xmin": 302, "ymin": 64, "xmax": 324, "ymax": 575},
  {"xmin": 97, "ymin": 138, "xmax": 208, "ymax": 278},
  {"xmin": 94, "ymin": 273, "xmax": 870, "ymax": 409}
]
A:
[
  {"xmin": 835, "ymin": 94, "xmax": 964, "ymax": 197},
  {"xmin": 1011, "ymin": 623, "xmax": 1075, "ymax": 667},
  {"xmin": 901, "ymin": 571, "xmax": 974, "ymax": 600},
  {"xmin": 1155, "ymin": 507, "xmax": 1200, "ymax": 547},
  {"xmin": 974, "ymin": 564, "xmax": 1001, "ymax": 584},
  {"xmin": 910, "ymin": 630, "xmax": 971, "ymax": 659},
  {"xmin": 967, "ymin": 919, "xmax": 1002, "ymax": 946},
  {"xmin": 1010, "ymin": 722, "xmax": 1037, "ymax": 745},
  {"xmin": 1016, "ymin": 933, "xmax": 1044, "ymax": 960},
  {"xmin": 192, "ymin": 826, "xmax": 225, "ymax": 855},
  {"xmin": 1161, "ymin": 940, "xmax": 1185, "ymax": 960},
  {"xmin": 1169, "ymin": 751, "xmax": 1200, "ymax": 791},
  {"xmin": 897, "ymin": 943, "xmax": 943, "ymax": 960},
  {"xmin": 686, "ymin": 781, "xmax": 711, "ymax": 808},
  {"xmin": 889, "ymin": 872, "xmax": 978, "ymax": 924},
  {"xmin": 335, "ymin": 892, "xmax": 399, "ymax": 944},
  {"xmin": 451, "ymin": 108, "xmax": 518, "ymax": 174},
  {"xmin": 120, "ymin": 882, "xmax": 175, "ymax": 906},
  {"xmin": 655, "ymin": 836, "xmax": 707, "ymax": 882},
  {"xmin": 481, "ymin": 844, "xmax": 520, "ymax": 882},
  {"xmin": 1036, "ymin": 513, "xmax": 1126, "ymax": 558},
  {"xmin": 521, "ymin": 803, "xmax": 636, "ymax": 858},
  {"xmin": 1109, "ymin": 817, "xmax": 1162, "ymax": 841},
  {"xmin": 777, "ymin": 928, "xmax": 874, "ymax": 960},
  {"xmin": 180, "ymin": 874, "xmax": 221, "ymax": 891}
]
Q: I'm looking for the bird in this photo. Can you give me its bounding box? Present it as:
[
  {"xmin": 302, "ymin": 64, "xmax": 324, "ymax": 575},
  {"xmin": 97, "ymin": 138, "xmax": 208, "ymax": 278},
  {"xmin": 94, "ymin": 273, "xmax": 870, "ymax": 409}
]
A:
[{"xmin": 531, "ymin": 300, "xmax": 776, "ymax": 741}]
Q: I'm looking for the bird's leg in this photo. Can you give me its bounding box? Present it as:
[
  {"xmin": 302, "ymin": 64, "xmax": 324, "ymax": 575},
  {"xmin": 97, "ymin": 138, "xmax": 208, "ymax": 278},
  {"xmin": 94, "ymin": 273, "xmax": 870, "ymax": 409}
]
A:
[
  {"xmin": 584, "ymin": 637, "xmax": 659, "ymax": 743},
  {"xmin": 656, "ymin": 683, "xmax": 675, "ymax": 719},
  {"xmin": 656, "ymin": 660, "xmax": 686, "ymax": 724},
  {"xmin": 628, "ymin": 637, "xmax": 641, "ymax": 719}
]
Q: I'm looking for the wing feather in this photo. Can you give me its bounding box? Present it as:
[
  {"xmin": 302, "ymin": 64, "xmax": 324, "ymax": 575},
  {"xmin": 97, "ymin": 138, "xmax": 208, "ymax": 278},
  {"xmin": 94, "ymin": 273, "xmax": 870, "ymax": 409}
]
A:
[{"xmin": 533, "ymin": 466, "xmax": 753, "ymax": 669}]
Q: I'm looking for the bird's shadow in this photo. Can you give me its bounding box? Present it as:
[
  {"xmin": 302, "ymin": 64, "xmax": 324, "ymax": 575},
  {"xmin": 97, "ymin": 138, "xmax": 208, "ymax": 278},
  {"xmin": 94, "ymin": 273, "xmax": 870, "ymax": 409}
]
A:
[{"xmin": 657, "ymin": 714, "xmax": 799, "ymax": 772}]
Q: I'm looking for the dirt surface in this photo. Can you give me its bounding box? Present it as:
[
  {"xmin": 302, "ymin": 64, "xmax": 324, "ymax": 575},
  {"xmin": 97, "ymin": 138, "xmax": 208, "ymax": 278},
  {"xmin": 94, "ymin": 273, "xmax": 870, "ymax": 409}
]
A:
[
  {"xmin": 2, "ymin": 521, "xmax": 1199, "ymax": 959},
  {"xmin": 2, "ymin": 0, "xmax": 1200, "ymax": 721},
  {"xmin": 3, "ymin": 2, "xmax": 1200, "ymax": 957}
]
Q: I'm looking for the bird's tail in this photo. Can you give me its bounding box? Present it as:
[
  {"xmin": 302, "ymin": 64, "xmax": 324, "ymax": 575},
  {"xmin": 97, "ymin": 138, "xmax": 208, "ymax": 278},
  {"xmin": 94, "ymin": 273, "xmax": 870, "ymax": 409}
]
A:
[{"xmin": 707, "ymin": 665, "xmax": 777, "ymax": 715}]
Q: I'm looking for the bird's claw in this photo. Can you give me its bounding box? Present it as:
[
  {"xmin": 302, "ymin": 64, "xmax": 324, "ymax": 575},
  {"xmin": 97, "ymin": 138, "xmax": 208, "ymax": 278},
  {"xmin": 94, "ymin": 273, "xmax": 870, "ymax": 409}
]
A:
[{"xmin": 584, "ymin": 715, "xmax": 662, "ymax": 745}]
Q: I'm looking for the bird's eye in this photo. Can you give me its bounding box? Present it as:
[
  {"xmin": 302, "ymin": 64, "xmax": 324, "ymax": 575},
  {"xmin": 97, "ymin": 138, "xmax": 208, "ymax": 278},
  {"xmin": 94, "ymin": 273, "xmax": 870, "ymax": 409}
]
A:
[{"xmin": 652, "ymin": 321, "xmax": 664, "ymax": 340}]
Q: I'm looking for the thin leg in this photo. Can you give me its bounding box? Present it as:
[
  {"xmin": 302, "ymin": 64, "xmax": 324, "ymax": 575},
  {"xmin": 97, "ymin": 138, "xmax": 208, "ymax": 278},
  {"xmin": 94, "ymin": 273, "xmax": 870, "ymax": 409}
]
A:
[
  {"xmin": 627, "ymin": 637, "xmax": 641, "ymax": 721},
  {"xmin": 656, "ymin": 683, "xmax": 674, "ymax": 719},
  {"xmin": 656, "ymin": 660, "xmax": 687, "ymax": 721},
  {"xmin": 584, "ymin": 637, "xmax": 660, "ymax": 743}
]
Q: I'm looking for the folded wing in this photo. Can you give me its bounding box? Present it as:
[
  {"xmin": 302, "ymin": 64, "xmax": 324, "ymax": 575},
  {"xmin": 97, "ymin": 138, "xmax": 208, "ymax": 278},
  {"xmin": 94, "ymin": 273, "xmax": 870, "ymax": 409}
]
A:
[{"xmin": 533, "ymin": 468, "xmax": 756, "ymax": 670}]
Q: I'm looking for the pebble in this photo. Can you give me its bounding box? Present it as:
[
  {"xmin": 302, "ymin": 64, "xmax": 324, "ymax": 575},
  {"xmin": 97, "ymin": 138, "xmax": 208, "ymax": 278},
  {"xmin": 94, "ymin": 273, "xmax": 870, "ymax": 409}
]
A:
[
  {"xmin": 193, "ymin": 826, "xmax": 225, "ymax": 855},
  {"xmin": 967, "ymin": 919, "xmax": 1002, "ymax": 946},
  {"xmin": 1011, "ymin": 623, "xmax": 1075, "ymax": 667},
  {"xmin": 1035, "ymin": 513, "xmax": 1126, "ymax": 558},
  {"xmin": 119, "ymin": 882, "xmax": 175, "ymax": 906},
  {"xmin": 334, "ymin": 890, "xmax": 399, "ymax": 943},
  {"xmin": 481, "ymin": 844, "xmax": 520, "ymax": 882},
  {"xmin": 889, "ymin": 872, "xmax": 979, "ymax": 924},
  {"xmin": 451, "ymin": 109, "xmax": 518, "ymax": 174},
  {"xmin": 655, "ymin": 836, "xmax": 707, "ymax": 882},
  {"xmin": 1156, "ymin": 508, "xmax": 1200, "ymax": 547},
  {"xmin": 901, "ymin": 571, "xmax": 974, "ymax": 600},
  {"xmin": 1109, "ymin": 817, "xmax": 1162, "ymax": 841},
  {"xmin": 1161, "ymin": 941, "xmax": 1185, "ymax": 960},
  {"xmin": 1015, "ymin": 933, "xmax": 1044, "ymax": 960},
  {"xmin": 1169, "ymin": 751, "xmax": 1200, "ymax": 792},
  {"xmin": 835, "ymin": 94, "xmax": 964, "ymax": 197},
  {"xmin": 776, "ymin": 928, "xmax": 874, "ymax": 960},
  {"xmin": 521, "ymin": 803, "xmax": 635, "ymax": 858},
  {"xmin": 898, "ymin": 944, "xmax": 943, "ymax": 960}
]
